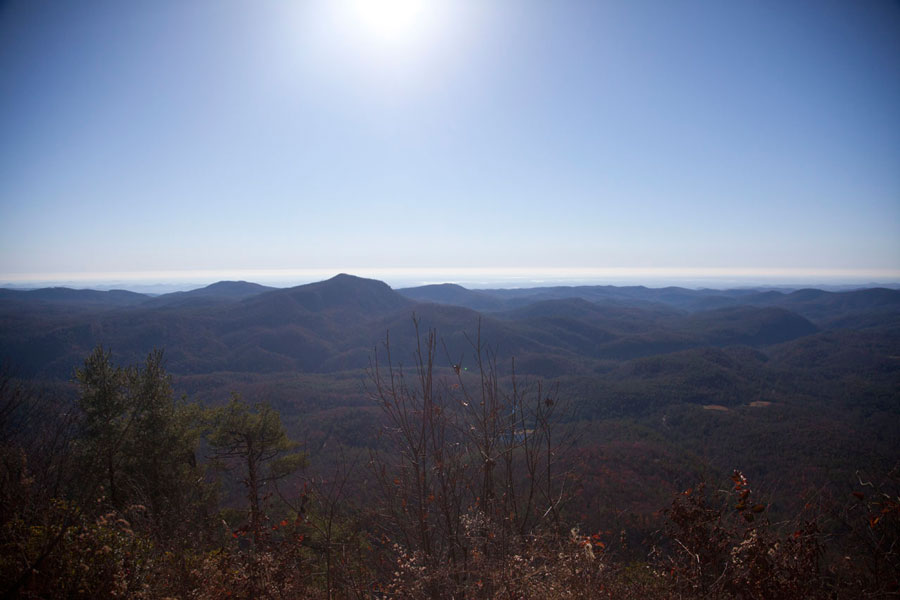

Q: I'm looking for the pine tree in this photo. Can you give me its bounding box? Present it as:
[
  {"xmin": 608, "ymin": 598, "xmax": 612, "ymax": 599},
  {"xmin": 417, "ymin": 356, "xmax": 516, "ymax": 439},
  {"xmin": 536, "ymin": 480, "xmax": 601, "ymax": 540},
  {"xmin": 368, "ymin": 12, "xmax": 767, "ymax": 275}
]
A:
[{"xmin": 207, "ymin": 396, "xmax": 306, "ymax": 544}]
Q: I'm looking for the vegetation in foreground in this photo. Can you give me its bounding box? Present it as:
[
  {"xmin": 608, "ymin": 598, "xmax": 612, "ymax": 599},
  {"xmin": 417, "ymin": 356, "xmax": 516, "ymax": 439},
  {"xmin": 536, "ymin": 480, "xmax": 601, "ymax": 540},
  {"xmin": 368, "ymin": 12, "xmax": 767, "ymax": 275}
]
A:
[{"xmin": 1, "ymin": 335, "xmax": 898, "ymax": 599}]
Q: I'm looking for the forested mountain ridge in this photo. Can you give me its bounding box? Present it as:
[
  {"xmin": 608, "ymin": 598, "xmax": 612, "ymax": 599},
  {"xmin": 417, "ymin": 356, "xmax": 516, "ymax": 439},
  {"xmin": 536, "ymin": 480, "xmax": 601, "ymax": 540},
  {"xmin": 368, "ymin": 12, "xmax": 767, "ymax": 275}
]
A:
[
  {"xmin": 3, "ymin": 274, "xmax": 895, "ymax": 380},
  {"xmin": 399, "ymin": 281, "xmax": 900, "ymax": 323}
]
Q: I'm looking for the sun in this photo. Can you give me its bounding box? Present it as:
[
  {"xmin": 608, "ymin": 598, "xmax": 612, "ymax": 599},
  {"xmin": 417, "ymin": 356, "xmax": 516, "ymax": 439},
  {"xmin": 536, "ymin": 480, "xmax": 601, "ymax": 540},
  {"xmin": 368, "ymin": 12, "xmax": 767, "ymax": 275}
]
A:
[
  {"xmin": 345, "ymin": 0, "xmax": 434, "ymax": 48},
  {"xmin": 305, "ymin": 0, "xmax": 461, "ymax": 78}
]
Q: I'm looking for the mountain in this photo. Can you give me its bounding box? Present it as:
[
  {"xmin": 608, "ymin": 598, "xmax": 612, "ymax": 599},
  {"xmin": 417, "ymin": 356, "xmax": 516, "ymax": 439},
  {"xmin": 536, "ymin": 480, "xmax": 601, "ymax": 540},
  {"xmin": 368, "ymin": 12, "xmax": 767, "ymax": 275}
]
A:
[
  {"xmin": 497, "ymin": 297, "xmax": 678, "ymax": 329},
  {"xmin": 193, "ymin": 280, "xmax": 275, "ymax": 298},
  {"xmin": 397, "ymin": 282, "xmax": 900, "ymax": 327},
  {"xmin": 145, "ymin": 281, "xmax": 276, "ymax": 307},
  {"xmin": 226, "ymin": 274, "xmax": 412, "ymax": 331},
  {"xmin": 772, "ymin": 287, "xmax": 900, "ymax": 326},
  {"xmin": 202, "ymin": 274, "xmax": 415, "ymax": 373},
  {"xmin": 252, "ymin": 273, "xmax": 410, "ymax": 314},
  {"xmin": 0, "ymin": 275, "xmax": 892, "ymax": 382},
  {"xmin": 397, "ymin": 283, "xmax": 506, "ymax": 311},
  {"xmin": 0, "ymin": 287, "xmax": 149, "ymax": 310},
  {"xmin": 683, "ymin": 306, "xmax": 819, "ymax": 346}
]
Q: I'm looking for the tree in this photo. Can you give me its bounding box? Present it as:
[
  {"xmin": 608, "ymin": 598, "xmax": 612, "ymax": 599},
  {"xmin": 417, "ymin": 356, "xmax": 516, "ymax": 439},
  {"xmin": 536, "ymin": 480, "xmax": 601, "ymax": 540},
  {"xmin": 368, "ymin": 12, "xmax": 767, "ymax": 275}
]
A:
[
  {"xmin": 0, "ymin": 368, "xmax": 85, "ymax": 599},
  {"xmin": 74, "ymin": 347, "xmax": 211, "ymax": 543},
  {"xmin": 123, "ymin": 349, "xmax": 212, "ymax": 545},
  {"xmin": 367, "ymin": 319, "xmax": 576, "ymax": 596},
  {"xmin": 207, "ymin": 396, "xmax": 306, "ymax": 545},
  {"xmin": 3, "ymin": 348, "xmax": 211, "ymax": 598},
  {"xmin": 74, "ymin": 346, "xmax": 130, "ymax": 508}
]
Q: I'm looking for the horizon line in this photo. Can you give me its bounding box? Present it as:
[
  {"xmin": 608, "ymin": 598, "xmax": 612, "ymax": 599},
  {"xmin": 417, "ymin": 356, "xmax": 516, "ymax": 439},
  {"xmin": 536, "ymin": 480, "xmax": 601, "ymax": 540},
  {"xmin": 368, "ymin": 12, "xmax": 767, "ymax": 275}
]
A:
[{"xmin": 2, "ymin": 267, "xmax": 899, "ymax": 290}]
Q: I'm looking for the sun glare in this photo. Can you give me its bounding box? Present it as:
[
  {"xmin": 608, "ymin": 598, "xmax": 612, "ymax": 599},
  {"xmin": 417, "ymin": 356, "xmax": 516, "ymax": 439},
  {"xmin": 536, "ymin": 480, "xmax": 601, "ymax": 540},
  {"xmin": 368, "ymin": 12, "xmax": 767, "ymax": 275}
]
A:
[
  {"xmin": 353, "ymin": 0, "xmax": 423, "ymax": 40},
  {"xmin": 344, "ymin": 0, "xmax": 435, "ymax": 49},
  {"xmin": 305, "ymin": 0, "xmax": 466, "ymax": 79}
]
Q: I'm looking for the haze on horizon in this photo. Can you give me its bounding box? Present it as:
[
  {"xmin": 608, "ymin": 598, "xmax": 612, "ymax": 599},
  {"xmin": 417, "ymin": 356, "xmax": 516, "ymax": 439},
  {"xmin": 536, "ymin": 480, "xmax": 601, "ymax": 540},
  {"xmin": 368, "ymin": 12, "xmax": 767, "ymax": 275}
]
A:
[{"xmin": 1, "ymin": 1, "xmax": 899, "ymax": 288}]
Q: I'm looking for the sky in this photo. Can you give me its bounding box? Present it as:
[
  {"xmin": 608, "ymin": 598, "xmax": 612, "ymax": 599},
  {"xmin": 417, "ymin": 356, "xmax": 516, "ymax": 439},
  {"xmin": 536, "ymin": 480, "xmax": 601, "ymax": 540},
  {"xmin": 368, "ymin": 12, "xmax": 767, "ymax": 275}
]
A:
[{"xmin": 1, "ymin": 0, "xmax": 899, "ymax": 290}]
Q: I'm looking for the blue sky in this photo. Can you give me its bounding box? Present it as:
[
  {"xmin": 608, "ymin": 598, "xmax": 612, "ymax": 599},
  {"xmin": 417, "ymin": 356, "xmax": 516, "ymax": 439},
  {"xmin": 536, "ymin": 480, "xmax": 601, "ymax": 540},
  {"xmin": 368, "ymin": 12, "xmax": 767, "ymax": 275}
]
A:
[{"xmin": 1, "ymin": 0, "xmax": 898, "ymax": 288}]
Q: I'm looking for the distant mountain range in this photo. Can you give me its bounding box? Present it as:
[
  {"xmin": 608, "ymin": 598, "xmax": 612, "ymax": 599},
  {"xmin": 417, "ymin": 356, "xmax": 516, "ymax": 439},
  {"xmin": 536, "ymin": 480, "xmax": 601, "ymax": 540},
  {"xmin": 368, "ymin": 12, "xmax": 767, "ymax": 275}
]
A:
[
  {"xmin": 0, "ymin": 280, "xmax": 274, "ymax": 309},
  {"xmin": 1, "ymin": 273, "xmax": 898, "ymax": 380},
  {"xmin": 397, "ymin": 281, "xmax": 900, "ymax": 318}
]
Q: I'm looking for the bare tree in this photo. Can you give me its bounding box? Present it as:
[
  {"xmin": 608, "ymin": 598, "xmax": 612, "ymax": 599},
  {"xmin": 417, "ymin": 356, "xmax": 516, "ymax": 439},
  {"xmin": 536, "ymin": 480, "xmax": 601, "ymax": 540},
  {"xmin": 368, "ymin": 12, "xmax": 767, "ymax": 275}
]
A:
[{"xmin": 367, "ymin": 318, "xmax": 577, "ymax": 595}]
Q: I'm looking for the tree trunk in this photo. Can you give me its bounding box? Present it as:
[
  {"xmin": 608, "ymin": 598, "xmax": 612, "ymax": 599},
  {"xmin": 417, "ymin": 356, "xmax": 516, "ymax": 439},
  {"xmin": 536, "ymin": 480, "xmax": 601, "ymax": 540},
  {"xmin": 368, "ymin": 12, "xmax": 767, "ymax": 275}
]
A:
[{"xmin": 247, "ymin": 443, "xmax": 261, "ymax": 545}]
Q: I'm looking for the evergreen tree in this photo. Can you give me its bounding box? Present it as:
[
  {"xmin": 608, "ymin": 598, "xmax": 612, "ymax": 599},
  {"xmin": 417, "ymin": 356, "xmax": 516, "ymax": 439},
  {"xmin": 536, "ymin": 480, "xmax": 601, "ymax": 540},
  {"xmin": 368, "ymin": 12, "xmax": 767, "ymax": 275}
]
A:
[
  {"xmin": 74, "ymin": 346, "xmax": 129, "ymax": 508},
  {"xmin": 125, "ymin": 350, "xmax": 213, "ymax": 544},
  {"xmin": 207, "ymin": 396, "xmax": 306, "ymax": 545},
  {"xmin": 74, "ymin": 347, "xmax": 212, "ymax": 542}
]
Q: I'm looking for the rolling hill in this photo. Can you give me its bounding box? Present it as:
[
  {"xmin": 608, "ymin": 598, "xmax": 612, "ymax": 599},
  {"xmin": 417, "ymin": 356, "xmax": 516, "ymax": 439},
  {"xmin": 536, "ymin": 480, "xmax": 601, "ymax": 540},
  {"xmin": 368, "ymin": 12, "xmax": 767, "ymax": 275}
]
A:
[{"xmin": 2, "ymin": 275, "xmax": 897, "ymax": 381}]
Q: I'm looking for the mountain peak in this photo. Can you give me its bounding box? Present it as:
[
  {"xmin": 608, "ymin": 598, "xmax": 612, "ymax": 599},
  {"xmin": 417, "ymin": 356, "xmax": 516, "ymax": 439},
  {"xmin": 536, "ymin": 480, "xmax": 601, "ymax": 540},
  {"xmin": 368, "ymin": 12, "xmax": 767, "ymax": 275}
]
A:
[
  {"xmin": 188, "ymin": 281, "xmax": 274, "ymax": 298},
  {"xmin": 329, "ymin": 273, "xmax": 363, "ymax": 281},
  {"xmin": 273, "ymin": 274, "xmax": 410, "ymax": 313}
]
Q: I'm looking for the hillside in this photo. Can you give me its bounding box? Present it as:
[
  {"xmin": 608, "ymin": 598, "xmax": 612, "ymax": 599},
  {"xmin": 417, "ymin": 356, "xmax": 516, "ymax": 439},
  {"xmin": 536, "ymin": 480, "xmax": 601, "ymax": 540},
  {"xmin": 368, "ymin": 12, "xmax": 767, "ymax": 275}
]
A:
[
  {"xmin": 142, "ymin": 280, "xmax": 276, "ymax": 307},
  {"xmin": 400, "ymin": 282, "xmax": 900, "ymax": 324},
  {"xmin": 0, "ymin": 276, "xmax": 852, "ymax": 380}
]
